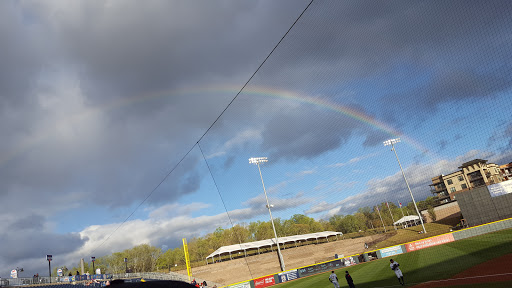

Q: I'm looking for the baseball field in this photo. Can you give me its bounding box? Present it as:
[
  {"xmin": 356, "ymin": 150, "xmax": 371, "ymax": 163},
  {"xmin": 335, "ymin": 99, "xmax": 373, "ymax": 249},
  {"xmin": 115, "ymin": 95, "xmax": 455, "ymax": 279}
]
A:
[{"xmin": 276, "ymin": 228, "xmax": 512, "ymax": 287}]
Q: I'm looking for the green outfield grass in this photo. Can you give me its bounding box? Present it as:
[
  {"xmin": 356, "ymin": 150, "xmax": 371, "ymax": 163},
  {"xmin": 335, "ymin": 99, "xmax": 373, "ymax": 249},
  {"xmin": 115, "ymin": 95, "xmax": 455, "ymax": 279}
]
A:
[
  {"xmin": 277, "ymin": 228, "xmax": 512, "ymax": 288},
  {"xmin": 372, "ymin": 223, "xmax": 452, "ymax": 249}
]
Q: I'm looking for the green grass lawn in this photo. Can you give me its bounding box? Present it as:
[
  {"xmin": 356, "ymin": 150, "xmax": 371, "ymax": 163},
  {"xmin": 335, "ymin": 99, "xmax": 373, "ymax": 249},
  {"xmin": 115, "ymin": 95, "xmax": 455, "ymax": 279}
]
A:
[
  {"xmin": 371, "ymin": 223, "xmax": 452, "ymax": 250},
  {"xmin": 276, "ymin": 228, "xmax": 512, "ymax": 288}
]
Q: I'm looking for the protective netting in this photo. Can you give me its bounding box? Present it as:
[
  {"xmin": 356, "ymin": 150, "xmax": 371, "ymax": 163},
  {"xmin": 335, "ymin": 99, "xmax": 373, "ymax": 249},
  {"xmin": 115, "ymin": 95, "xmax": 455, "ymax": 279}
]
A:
[{"xmin": 2, "ymin": 1, "xmax": 512, "ymax": 287}]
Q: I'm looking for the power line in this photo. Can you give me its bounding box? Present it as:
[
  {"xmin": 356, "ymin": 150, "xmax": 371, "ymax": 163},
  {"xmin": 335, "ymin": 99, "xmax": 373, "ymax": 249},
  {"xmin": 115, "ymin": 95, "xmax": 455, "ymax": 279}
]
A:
[
  {"xmin": 198, "ymin": 142, "xmax": 254, "ymax": 279},
  {"xmin": 88, "ymin": 0, "xmax": 314, "ymax": 256},
  {"xmin": 196, "ymin": 0, "xmax": 315, "ymax": 143}
]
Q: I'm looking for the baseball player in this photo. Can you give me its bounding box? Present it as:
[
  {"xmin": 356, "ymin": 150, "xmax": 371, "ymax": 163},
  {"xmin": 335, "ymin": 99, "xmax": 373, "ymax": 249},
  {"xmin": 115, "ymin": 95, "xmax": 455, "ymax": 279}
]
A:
[
  {"xmin": 390, "ymin": 259, "xmax": 405, "ymax": 286},
  {"xmin": 345, "ymin": 271, "xmax": 356, "ymax": 288},
  {"xmin": 329, "ymin": 271, "xmax": 340, "ymax": 288}
]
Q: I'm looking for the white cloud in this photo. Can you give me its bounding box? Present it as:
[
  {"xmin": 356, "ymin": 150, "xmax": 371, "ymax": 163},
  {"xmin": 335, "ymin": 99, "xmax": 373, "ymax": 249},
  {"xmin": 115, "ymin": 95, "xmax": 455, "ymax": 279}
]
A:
[
  {"xmin": 328, "ymin": 152, "xmax": 379, "ymax": 168},
  {"xmin": 147, "ymin": 202, "xmax": 211, "ymax": 219},
  {"xmin": 307, "ymin": 149, "xmax": 508, "ymax": 218},
  {"xmin": 207, "ymin": 129, "xmax": 262, "ymax": 159},
  {"xmin": 57, "ymin": 192, "xmax": 312, "ymax": 268}
]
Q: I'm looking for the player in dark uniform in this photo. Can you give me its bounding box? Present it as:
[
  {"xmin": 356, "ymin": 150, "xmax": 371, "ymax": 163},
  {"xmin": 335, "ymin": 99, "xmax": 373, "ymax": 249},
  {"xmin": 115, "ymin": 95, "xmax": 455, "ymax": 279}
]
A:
[{"xmin": 345, "ymin": 271, "xmax": 355, "ymax": 288}]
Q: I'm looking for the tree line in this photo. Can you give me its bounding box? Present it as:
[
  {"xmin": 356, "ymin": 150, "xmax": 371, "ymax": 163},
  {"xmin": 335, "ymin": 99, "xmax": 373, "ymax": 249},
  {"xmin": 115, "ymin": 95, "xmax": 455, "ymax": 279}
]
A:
[{"xmin": 54, "ymin": 197, "xmax": 438, "ymax": 274}]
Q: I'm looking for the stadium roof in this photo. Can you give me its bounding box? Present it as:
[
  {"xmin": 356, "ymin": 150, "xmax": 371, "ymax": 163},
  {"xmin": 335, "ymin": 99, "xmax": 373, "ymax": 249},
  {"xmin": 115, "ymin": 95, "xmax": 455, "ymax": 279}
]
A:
[
  {"xmin": 206, "ymin": 231, "xmax": 343, "ymax": 261},
  {"xmin": 393, "ymin": 215, "xmax": 420, "ymax": 225}
]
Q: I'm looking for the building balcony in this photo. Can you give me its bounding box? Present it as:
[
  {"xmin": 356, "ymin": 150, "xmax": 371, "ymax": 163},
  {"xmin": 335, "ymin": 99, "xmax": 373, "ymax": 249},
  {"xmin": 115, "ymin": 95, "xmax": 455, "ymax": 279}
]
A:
[
  {"xmin": 435, "ymin": 192, "xmax": 450, "ymax": 199},
  {"xmin": 468, "ymin": 173, "xmax": 483, "ymax": 181},
  {"xmin": 432, "ymin": 188, "xmax": 448, "ymax": 195}
]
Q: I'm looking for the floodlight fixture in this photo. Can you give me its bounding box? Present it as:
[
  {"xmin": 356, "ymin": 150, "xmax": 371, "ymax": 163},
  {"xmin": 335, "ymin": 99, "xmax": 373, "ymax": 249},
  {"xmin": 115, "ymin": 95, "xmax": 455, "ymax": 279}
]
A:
[
  {"xmin": 383, "ymin": 138, "xmax": 401, "ymax": 146},
  {"xmin": 249, "ymin": 157, "xmax": 268, "ymax": 164},
  {"xmin": 249, "ymin": 156, "xmax": 285, "ymax": 271},
  {"xmin": 383, "ymin": 138, "xmax": 427, "ymax": 234}
]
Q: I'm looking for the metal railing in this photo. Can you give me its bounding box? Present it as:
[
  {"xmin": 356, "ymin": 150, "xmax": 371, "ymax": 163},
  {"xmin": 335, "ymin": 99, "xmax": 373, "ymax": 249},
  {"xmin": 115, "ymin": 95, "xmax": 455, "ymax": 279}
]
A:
[
  {"xmin": 1, "ymin": 272, "xmax": 222, "ymax": 287},
  {"xmin": 1, "ymin": 276, "xmax": 53, "ymax": 286}
]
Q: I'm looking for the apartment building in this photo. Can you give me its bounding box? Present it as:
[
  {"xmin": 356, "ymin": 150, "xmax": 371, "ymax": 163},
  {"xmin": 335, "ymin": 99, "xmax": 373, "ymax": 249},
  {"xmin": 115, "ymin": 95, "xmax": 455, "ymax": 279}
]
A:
[
  {"xmin": 459, "ymin": 159, "xmax": 503, "ymax": 187},
  {"xmin": 429, "ymin": 175, "xmax": 449, "ymax": 203},
  {"xmin": 500, "ymin": 162, "xmax": 512, "ymax": 181},
  {"xmin": 430, "ymin": 159, "xmax": 504, "ymax": 203}
]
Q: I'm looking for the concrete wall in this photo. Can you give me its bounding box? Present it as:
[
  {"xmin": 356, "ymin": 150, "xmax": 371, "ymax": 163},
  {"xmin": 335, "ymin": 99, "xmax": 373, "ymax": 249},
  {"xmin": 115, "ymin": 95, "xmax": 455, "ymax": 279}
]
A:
[
  {"xmin": 421, "ymin": 201, "xmax": 461, "ymax": 223},
  {"xmin": 452, "ymin": 218, "xmax": 512, "ymax": 241},
  {"xmin": 454, "ymin": 186, "xmax": 512, "ymax": 226}
]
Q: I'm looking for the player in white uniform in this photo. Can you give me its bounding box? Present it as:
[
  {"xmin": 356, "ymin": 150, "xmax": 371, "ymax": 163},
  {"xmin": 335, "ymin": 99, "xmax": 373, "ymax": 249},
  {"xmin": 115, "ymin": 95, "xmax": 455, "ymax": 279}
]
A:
[
  {"xmin": 329, "ymin": 271, "xmax": 340, "ymax": 288},
  {"xmin": 390, "ymin": 259, "xmax": 404, "ymax": 286}
]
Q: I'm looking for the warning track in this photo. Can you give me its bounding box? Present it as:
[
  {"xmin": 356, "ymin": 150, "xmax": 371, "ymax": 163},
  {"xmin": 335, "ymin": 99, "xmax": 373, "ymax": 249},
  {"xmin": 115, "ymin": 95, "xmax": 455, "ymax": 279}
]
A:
[{"xmin": 412, "ymin": 253, "xmax": 512, "ymax": 287}]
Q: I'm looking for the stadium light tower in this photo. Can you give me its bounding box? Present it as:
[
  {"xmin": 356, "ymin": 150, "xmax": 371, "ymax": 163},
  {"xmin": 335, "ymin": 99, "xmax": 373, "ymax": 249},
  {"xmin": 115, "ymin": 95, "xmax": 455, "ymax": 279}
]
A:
[
  {"xmin": 383, "ymin": 138, "xmax": 427, "ymax": 234},
  {"xmin": 249, "ymin": 157, "xmax": 286, "ymax": 271}
]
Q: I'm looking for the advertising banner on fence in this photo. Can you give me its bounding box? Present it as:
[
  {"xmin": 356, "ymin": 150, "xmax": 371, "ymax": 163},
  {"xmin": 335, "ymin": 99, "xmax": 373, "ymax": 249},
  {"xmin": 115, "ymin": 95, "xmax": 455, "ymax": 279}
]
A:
[
  {"xmin": 405, "ymin": 234, "xmax": 455, "ymax": 252},
  {"xmin": 254, "ymin": 275, "xmax": 275, "ymax": 288},
  {"xmin": 380, "ymin": 245, "xmax": 405, "ymax": 258},
  {"xmin": 343, "ymin": 257, "xmax": 356, "ymax": 267},
  {"xmin": 298, "ymin": 260, "xmax": 342, "ymax": 277},
  {"xmin": 488, "ymin": 180, "xmax": 512, "ymax": 197},
  {"xmin": 278, "ymin": 270, "xmax": 298, "ymax": 283},
  {"xmin": 298, "ymin": 265, "xmax": 317, "ymax": 277},
  {"xmin": 228, "ymin": 281, "xmax": 250, "ymax": 288}
]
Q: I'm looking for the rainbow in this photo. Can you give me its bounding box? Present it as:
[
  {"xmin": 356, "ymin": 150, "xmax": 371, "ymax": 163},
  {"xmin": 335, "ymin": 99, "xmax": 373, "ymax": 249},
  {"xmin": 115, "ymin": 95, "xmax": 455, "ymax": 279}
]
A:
[
  {"xmin": 134, "ymin": 84, "xmax": 432, "ymax": 155},
  {"xmin": 0, "ymin": 85, "xmax": 433, "ymax": 166}
]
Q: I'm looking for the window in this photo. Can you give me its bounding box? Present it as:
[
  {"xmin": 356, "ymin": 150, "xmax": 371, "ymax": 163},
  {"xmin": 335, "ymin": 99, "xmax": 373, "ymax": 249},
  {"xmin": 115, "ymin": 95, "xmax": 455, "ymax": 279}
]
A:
[
  {"xmin": 461, "ymin": 184, "xmax": 467, "ymax": 189},
  {"xmin": 447, "ymin": 179, "xmax": 453, "ymax": 185},
  {"xmin": 450, "ymin": 187, "xmax": 456, "ymax": 193},
  {"xmin": 458, "ymin": 175, "xmax": 464, "ymax": 181}
]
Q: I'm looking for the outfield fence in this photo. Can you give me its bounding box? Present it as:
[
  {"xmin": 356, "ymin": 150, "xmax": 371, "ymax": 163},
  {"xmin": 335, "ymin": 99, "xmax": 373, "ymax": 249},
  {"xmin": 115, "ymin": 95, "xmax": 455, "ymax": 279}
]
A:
[{"xmin": 221, "ymin": 217, "xmax": 512, "ymax": 288}]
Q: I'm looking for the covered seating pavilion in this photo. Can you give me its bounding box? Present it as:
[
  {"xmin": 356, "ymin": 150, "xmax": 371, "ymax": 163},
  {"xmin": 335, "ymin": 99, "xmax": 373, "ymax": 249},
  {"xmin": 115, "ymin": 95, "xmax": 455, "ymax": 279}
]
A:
[
  {"xmin": 205, "ymin": 231, "xmax": 343, "ymax": 264},
  {"xmin": 393, "ymin": 215, "xmax": 421, "ymax": 227}
]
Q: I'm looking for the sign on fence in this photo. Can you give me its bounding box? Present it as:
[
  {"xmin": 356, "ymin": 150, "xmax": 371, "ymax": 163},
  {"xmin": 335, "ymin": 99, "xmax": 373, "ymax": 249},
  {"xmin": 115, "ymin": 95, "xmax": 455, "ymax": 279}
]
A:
[
  {"xmin": 254, "ymin": 275, "xmax": 275, "ymax": 288},
  {"xmin": 278, "ymin": 270, "xmax": 298, "ymax": 283},
  {"xmin": 488, "ymin": 180, "xmax": 512, "ymax": 197},
  {"xmin": 298, "ymin": 260, "xmax": 342, "ymax": 277},
  {"xmin": 228, "ymin": 281, "xmax": 251, "ymax": 288},
  {"xmin": 380, "ymin": 245, "xmax": 405, "ymax": 258},
  {"xmin": 405, "ymin": 234, "xmax": 455, "ymax": 252},
  {"xmin": 342, "ymin": 257, "xmax": 356, "ymax": 267}
]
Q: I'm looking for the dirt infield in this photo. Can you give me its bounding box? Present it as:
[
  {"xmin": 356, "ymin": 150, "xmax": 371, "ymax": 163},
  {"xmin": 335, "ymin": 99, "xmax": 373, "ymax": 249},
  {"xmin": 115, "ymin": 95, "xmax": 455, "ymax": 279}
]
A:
[{"xmin": 412, "ymin": 253, "xmax": 512, "ymax": 287}]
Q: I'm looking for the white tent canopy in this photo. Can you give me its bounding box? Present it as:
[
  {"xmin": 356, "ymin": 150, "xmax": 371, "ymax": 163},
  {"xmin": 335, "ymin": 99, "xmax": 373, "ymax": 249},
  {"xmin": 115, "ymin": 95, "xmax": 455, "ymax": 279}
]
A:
[
  {"xmin": 393, "ymin": 215, "xmax": 420, "ymax": 226},
  {"xmin": 205, "ymin": 231, "xmax": 342, "ymax": 264}
]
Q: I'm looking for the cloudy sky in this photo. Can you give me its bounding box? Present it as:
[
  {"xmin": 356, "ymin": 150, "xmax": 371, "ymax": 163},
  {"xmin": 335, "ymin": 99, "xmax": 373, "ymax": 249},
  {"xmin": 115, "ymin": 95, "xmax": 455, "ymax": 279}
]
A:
[{"xmin": 1, "ymin": 0, "xmax": 512, "ymax": 277}]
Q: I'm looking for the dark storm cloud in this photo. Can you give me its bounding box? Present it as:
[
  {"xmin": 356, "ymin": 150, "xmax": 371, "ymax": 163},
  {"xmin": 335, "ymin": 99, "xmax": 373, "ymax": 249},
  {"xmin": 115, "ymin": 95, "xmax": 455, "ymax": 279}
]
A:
[
  {"xmin": 261, "ymin": 104, "xmax": 385, "ymax": 161},
  {"xmin": 0, "ymin": 215, "xmax": 86, "ymax": 268},
  {"xmin": 40, "ymin": 0, "xmax": 310, "ymax": 105},
  {"xmin": 254, "ymin": 0, "xmax": 512, "ymax": 124},
  {"xmin": 0, "ymin": 231, "xmax": 85, "ymax": 263},
  {"xmin": 0, "ymin": 0, "xmax": 310, "ymax": 208},
  {"xmin": 8, "ymin": 214, "xmax": 45, "ymax": 230},
  {"xmin": 0, "ymin": 1, "xmax": 45, "ymax": 108},
  {"xmin": 382, "ymin": 67, "xmax": 512, "ymax": 121}
]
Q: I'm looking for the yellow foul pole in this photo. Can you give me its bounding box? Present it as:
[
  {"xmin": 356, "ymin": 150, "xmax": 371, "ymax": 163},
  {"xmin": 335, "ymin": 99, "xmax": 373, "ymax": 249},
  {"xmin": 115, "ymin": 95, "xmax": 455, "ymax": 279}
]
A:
[{"xmin": 182, "ymin": 238, "xmax": 192, "ymax": 282}]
